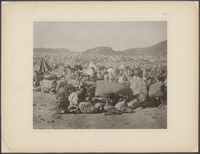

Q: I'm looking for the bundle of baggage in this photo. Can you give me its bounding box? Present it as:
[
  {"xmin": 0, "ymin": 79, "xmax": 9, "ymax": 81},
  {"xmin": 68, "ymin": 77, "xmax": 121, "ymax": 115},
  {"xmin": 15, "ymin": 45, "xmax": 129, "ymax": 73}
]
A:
[
  {"xmin": 129, "ymin": 79, "xmax": 148, "ymax": 102},
  {"xmin": 40, "ymin": 80, "xmax": 57, "ymax": 94},
  {"xmin": 54, "ymin": 79, "xmax": 167, "ymax": 115},
  {"xmin": 33, "ymin": 70, "xmax": 167, "ymax": 114}
]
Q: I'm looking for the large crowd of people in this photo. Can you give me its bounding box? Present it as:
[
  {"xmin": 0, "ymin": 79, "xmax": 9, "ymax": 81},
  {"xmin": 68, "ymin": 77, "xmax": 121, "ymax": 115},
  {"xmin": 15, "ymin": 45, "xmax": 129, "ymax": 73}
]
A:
[{"xmin": 33, "ymin": 54, "xmax": 167, "ymax": 115}]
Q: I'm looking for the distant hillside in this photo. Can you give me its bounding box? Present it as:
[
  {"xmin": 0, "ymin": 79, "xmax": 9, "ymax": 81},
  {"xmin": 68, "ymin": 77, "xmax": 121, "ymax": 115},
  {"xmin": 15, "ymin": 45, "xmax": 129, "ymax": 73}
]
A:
[
  {"xmin": 84, "ymin": 47, "xmax": 115, "ymax": 55},
  {"xmin": 121, "ymin": 40, "xmax": 167, "ymax": 56},
  {"xmin": 34, "ymin": 40, "xmax": 167, "ymax": 56},
  {"xmin": 83, "ymin": 40, "xmax": 167, "ymax": 56},
  {"xmin": 34, "ymin": 48, "xmax": 72, "ymax": 54}
]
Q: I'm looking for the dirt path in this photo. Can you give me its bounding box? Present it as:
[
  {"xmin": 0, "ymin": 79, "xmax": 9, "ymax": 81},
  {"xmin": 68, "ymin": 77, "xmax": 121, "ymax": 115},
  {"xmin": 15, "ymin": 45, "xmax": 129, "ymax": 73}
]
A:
[{"xmin": 33, "ymin": 92, "xmax": 167, "ymax": 129}]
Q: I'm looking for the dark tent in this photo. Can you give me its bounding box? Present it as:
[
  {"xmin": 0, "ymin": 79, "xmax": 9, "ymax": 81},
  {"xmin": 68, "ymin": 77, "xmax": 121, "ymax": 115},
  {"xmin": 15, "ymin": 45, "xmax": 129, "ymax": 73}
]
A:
[
  {"xmin": 75, "ymin": 64, "xmax": 83, "ymax": 70},
  {"xmin": 34, "ymin": 57, "xmax": 53, "ymax": 73}
]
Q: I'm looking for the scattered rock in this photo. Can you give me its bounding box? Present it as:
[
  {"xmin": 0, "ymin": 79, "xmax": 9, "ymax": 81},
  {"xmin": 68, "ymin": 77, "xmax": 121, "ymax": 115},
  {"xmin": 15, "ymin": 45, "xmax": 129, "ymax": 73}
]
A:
[
  {"xmin": 48, "ymin": 120, "xmax": 54, "ymax": 123},
  {"xmin": 61, "ymin": 110, "xmax": 65, "ymax": 114},
  {"xmin": 134, "ymin": 107, "xmax": 143, "ymax": 111}
]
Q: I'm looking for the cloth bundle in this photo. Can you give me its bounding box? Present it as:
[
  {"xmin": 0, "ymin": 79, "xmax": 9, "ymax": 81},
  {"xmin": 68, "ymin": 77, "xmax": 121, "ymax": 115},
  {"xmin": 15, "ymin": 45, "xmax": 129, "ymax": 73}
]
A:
[
  {"xmin": 68, "ymin": 92, "xmax": 79, "ymax": 106},
  {"xmin": 114, "ymin": 101, "xmax": 132, "ymax": 113},
  {"xmin": 127, "ymin": 99, "xmax": 146, "ymax": 109},
  {"xmin": 127, "ymin": 99, "xmax": 139, "ymax": 108},
  {"xmin": 40, "ymin": 80, "xmax": 57, "ymax": 93},
  {"xmin": 114, "ymin": 101, "xmax": 126, "ymax": 110},
  {"xmin": 130, "ymin": 80, "xmax": 148, "ymax": 102},
  {"xmin": 149, "ymin": 81, "xmax": 164, "ymax": 98},
  {"xmin": 95, "ymin": 81, "xmax": 133, "ymax": 98},
  {"xmin": 78, "ymin": 102, "xmax": 98, "ymax": 114}
]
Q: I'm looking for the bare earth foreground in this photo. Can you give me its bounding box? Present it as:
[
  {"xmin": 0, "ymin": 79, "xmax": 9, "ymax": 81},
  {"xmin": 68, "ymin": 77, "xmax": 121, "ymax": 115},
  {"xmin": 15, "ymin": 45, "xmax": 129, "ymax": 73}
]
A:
[{"xmin": 33, "ymin": 92, "xmax": 167, "ymax": 129}]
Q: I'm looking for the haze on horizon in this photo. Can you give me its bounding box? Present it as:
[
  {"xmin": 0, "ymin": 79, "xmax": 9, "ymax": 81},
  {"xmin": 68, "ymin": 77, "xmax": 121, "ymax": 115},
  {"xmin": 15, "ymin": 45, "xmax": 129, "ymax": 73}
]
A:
[{"xmin": 34, "ymin": 21, "xmax": 167, "ymax": 52}]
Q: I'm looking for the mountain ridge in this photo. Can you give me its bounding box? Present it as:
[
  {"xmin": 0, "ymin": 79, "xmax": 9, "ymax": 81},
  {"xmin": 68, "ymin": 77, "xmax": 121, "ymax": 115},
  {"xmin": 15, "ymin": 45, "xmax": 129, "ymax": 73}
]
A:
[{"xmin": 34, "ymin": 40, "xmax": 167, "ymax": 56}]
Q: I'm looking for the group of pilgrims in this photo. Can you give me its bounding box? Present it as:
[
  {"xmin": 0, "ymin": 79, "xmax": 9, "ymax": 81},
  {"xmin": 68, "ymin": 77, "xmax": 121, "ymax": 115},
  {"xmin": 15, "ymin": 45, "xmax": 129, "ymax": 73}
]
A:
[
  {"xmin": 63, "ymin": 63, "xmax": 167, "ymax": 83},
  {"xmin": 33, "ymin": 61, "xmax": 167, "ymax": 115}
]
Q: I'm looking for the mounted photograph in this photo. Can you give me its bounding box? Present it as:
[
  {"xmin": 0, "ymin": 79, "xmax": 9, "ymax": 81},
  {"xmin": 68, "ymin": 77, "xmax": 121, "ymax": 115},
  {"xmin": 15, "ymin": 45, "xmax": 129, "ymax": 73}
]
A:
[{"xmin": 33, "ymin": 21, "xmax": 167, "ymax": 129}]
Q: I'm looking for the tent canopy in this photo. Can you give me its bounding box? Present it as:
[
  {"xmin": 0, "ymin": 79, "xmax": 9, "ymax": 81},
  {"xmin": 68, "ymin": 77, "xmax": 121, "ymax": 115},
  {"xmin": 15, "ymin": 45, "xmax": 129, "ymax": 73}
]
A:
[
  {"xmin": 88, "ymin": 62, "xmax": 97, "ymax": 70},
  {"xmin": 34, "ymin": 57, "xmax": 53, "ymax": 73},
  {"xmin": 119, "ymin": 64, "xmax": 125, "ymax": 69}
]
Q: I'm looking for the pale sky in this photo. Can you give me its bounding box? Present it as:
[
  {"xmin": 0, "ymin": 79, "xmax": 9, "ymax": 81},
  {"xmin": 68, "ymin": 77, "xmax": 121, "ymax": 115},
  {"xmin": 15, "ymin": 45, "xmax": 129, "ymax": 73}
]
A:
[{"xmin": 34, "ymin": 21, "xmax": 167, "ymax": 52}]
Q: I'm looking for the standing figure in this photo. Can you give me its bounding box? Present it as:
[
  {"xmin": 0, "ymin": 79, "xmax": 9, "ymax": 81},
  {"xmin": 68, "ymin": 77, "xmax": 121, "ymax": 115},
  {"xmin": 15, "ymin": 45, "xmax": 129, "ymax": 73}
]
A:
[{"xmin": 104, "ymin": 72, "xmax": 109, "ymax": 82}]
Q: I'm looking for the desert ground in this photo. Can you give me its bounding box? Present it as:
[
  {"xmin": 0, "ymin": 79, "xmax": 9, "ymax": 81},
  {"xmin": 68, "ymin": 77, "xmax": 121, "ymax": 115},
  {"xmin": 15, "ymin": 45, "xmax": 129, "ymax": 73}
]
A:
[{"xmin": 33, "ymin": 92, "xmax": 167, "ymax": 129}]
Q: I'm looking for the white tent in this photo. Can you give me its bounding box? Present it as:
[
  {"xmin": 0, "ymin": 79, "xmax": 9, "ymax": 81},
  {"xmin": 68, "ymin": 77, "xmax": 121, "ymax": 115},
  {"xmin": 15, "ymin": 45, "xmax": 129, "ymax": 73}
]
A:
[
  {"xmin": 119, "ymin": 64, "xmax": 125, "ymax": 69},
  {"xmin": 88, "ymin": 62, "xmax": 97, "ymax": 70}
]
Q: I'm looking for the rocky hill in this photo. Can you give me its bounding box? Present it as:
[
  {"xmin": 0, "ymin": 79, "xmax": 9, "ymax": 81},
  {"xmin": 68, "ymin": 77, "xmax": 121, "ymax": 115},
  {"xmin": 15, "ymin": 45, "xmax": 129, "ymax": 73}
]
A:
[
  {"xmin": 34, "ymin": 40, "xmax": 167, "ymax": 56},
  {"xmin": 33, "ymin": 48, "xmax": 72, "ymax": 54},
  {"xmin": 120, "ymin": 40, "xmax": 167, "ymax": 56},
  {"xmin": 84, "ymin": 47, "xmax": 115, "ymax": 55},
  {"xmin": 82, "ymin": 40, "xmax": 167, "ymax": 56}
]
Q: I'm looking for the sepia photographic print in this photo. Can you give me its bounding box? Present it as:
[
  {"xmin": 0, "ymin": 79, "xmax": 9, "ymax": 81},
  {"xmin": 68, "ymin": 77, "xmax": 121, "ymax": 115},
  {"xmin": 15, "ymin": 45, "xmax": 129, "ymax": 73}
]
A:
[
  {"xmin": 33, "ymin": 21, "xmax": 167, "ymax": 129},
  {"xmin": 2, "ymin": 1, "xmax": 198, "ymax": 152}
]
